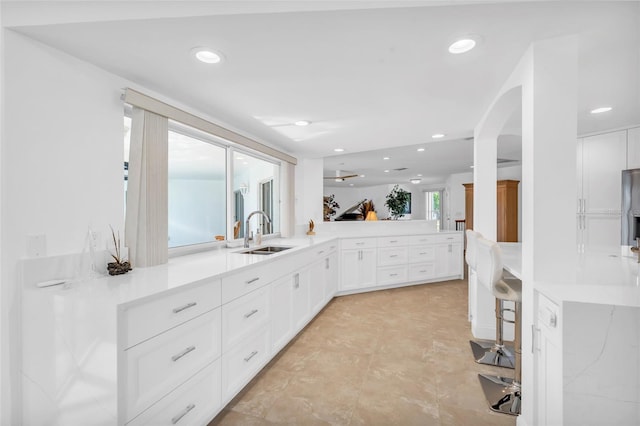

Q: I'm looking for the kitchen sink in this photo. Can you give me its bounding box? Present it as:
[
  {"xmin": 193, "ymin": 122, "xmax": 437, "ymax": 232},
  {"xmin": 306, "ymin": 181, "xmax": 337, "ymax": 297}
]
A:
[{"xmin": 242, "ymin": 246, "xmax": 293, "ymax": 255}]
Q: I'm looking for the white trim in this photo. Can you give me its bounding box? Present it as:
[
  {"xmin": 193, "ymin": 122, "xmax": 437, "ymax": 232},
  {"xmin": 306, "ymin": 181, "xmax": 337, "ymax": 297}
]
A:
[{"xmin": 124, "ymin": 88, "xmax": 297, "ymax": 165}]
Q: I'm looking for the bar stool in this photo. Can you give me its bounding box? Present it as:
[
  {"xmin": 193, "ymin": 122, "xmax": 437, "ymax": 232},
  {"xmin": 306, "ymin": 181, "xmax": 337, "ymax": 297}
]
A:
[
  {"xmin": 466, "ymin": 230, "xmax": 515, "ymax": 369},
  {"xmin": 475, "ymin": 237, "xmax": 522, "ymax": 416}
]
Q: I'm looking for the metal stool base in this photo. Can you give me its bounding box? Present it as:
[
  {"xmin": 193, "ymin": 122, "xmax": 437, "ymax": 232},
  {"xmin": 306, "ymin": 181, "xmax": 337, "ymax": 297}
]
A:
[
  {"xmin": 469, "ymin": 340, "xmax": 515, "ymax": 369},
  {"xmin": 478, "ymin": 374, "xmax": 521, "ymax": 416}
]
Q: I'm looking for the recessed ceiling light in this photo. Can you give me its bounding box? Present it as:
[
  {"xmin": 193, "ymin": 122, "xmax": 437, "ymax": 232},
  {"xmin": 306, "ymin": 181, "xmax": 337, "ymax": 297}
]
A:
[
  {"xmin": 417, "ymin": 148, "xmax": 425, "ymax": 152},
  {"xmin": 417, "ymin": 174, "xmax": 423, "ymax": 177},
  {"xmin": 335, "ymin": 178, "xmax": 344, "ymax": 182},
  {"xmin": 243, "ymin": 162, "xmax": 248, "ymax": 165},
  {"xmin": 383, "ymin": 157, "xmax": 390, "ymax": 160},
  {"xmin": 360, "ymin": 174, "xmax": 365, "ymax": 178},
  {"xmin": 295, "ymin": 120, "xmax": 311, "ymax": 126},
  {"xmin": 349, "ymin": 183, "xmax": 354, "ymax": 187},
  {"xmin": 384, "ymin": 170, "xmax": 390, "ymax": 173},
  {"xmin": 236, "ymin": 156, "xmax": 244, "ymax": 160},
  {"xmin": 410, "ymin": 179, "xmax": 421, "ymax": 184},
  {"xmin": 448, "ymin": 39, "xmax": 476, "ymax": 54},
  {"xmin": 334, "ymin": 148, "xmax": 344, "ymax": 152},
  {"xmin": 432, "ymin": 133, "xmax": 445, "ymax": 139},
  {"xmin": 192, "ymin": 47, "xmax": 223, "ymax": 64},
  {"xmin": 590, "ymin": 106, "xmax": 612, "ymax": 114}
]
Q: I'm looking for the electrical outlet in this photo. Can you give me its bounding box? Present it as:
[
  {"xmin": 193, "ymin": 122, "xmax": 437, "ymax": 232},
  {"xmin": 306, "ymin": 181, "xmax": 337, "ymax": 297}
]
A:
[
  {"xmin": 89, "ymin": 230, "xmax": 101, "ymax": 249},
  {"xmin": 26, "ymin": 234, "xmax": 46, "ymax": 258}
]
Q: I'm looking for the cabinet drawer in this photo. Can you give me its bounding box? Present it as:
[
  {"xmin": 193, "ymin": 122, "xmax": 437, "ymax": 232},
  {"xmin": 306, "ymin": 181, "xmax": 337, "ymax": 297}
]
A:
[
  {"xmin": 377, "ymin": 236, "xmax": 408, "ymax": 247},
  {"xmin": 124, "ymin": 308, "xmax": 222, "ymax": 422},
  {"xmin": 221, "ymin": 266, "xmax": 277, "ymax": 304},
  {"xmin": 537, "ymin": 292, "xmax": 560, "ymax": 336},
  {"xmin": 222, "ymin": 285, "xmax": 270, "ymax": 351},
  {"xmin": 341, "ymin": 238, "xmax": 377, "ymax": 250},
  {"xmin": 377, "ymin": 266, "xmax": 407, "ymax": 286},
  {"xmin": 408, "ymin": 235, "xmax": 438, "ymax": 245},
  {"xmin": 432, "ymin": 233, "xmax": 462, "ymax": 244},
  {"xmin": 122, "ymin": 280, "xmax": 221, "ymax": 349},
  {"xmin": 408, "ymin": 245, "xmax": 435, "ymax": 263},
  {"xmin": 126, "ymin": 360, "xmax": 221, "ymax": 426},
  {"xmin": 408, "ymin": 263, "xmax": 436, "ymax": 281},
  {"xmin": 221, "ymin": 325, "xmax": 271, "ymax": 402},
  {"xmin": 378, "ymin": 247, "xmax": 408, "ymax": 266}
]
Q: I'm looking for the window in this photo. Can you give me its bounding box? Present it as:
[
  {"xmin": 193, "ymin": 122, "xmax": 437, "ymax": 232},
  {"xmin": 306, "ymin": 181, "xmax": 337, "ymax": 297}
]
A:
[
  {"xmin": 168, "ymin": 128, "xmax": 226, "ymax": 248},
  {"xmin": 233, "ymin": 151, "xmax": 280, "ymax": 239},
  {"xmin": 124, "ymin": 113, "xmax": 282, "ymax": 250}
]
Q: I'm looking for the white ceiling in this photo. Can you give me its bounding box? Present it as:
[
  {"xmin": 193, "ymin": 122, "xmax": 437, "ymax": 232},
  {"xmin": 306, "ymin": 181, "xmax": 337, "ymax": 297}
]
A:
[{"xmin": 8, "ymin": 1, "xmax": 640, "ymax": 186}]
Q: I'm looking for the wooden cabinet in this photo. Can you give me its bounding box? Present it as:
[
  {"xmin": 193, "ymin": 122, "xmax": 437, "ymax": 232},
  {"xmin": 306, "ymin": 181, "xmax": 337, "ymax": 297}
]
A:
[{"xmin": 463, "ymin": 180, "xmax": 520, "ymax": 242}]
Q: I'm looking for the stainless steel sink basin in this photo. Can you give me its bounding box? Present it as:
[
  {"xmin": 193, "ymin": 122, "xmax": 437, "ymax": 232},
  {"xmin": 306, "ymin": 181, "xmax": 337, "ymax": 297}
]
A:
[{"xmin": 242, "ymin": 246, "xmax": 293, "ymax": 255}]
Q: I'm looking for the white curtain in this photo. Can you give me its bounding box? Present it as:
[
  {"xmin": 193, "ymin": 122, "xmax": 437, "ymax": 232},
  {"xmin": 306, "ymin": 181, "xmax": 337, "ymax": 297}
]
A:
[{"xmin": 125, "ymin": 107, "xmax": 168, "ymax": 267}]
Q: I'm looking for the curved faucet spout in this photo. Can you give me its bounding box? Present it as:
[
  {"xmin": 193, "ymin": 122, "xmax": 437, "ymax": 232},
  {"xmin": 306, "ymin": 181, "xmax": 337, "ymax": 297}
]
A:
[{"xmin": 244, "ymin": 210, "xmax": 272, "ymax": 248}]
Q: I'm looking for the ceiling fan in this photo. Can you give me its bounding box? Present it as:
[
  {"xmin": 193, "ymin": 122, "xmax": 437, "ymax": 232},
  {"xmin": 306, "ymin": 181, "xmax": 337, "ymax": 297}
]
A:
[{"xmin": 323, "ymin": 170, "xmax": 359, "ymax": 182}]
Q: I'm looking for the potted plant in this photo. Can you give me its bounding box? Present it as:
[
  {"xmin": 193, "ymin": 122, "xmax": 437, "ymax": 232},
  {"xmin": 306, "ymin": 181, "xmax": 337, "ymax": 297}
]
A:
[
  {"xmin": 385, "ymin": 185, "xmax": 411, "ymax": 219},
  {"xmin": 323, "ymin": 194, "xmax": 340, "ymax": 221},
  {"xmin": 107, "ymin": 226, "xmax": 132, "ymax": 275}
]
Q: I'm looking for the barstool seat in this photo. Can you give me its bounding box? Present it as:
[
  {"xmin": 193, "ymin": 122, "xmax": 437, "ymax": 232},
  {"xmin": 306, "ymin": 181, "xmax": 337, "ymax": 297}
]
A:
[
  {"xmin": 467, "ymin": 230, "xmax": 515, "ymax": 369},
  {"xmin": 476, "ymin": 237, "xmax": 522, "ymax": 416}
]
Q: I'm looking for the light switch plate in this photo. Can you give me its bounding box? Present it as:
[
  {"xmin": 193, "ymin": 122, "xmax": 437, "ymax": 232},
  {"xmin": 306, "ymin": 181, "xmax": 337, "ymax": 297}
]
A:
[{"xmin": 26, "ymin": 234, "xmax": 46, "ymax": 258}]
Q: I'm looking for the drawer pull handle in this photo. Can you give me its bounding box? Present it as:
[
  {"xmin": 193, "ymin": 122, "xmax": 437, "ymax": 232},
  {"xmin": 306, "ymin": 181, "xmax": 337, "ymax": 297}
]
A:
[
  {"xmin": 447, "ymin": 237, "xmax": 454, "ymax": 240},
  {"xmin": 419, "ymin": 252, "xmax": 427, "ymax": 255},
  {"xmin": 318, "ymin": 250, "xmax": 325, "ymax": 255},
  {"xmin": 356, "ymin": 242, "xmax": 365, "ymax": 246},
  {"xmin": 390, "ymin": 255, "xmax": 398, "ymax": 258},
  {"xmin": 419, "ymin": 270, "xmax": 427, "ymax": 273},
  {"xmin": 171, "ymin": 346, "xmax": 196, "ymax": 362},
  {"xmin": 171, "ymin": 403, "xmax": 195, "ymax": 424},
  {"xmin": 244, "ymin": 309, "xmax": 259, "ymax": 318},
  {"xmin": 246, "ymin": 277, "xmax": 260, "ymax": 285},
  {"xmin": 244, "ymin": 350, "xmax": 258, "ymax": 362},
  {"xmin": 172, "ymin": 302, "xmax": 197, "ymax": 314},
  {"xmin": 390, "ymin": 273, "xmax": 398, "ymax": 277},
  {"xmin": 390, "ymin": 240, "xmax": 398, "ymax": 243}
]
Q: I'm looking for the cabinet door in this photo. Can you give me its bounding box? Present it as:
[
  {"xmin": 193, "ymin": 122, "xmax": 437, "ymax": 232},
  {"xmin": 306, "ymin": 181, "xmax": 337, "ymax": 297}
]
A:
[
  {"xmin": 340, "ymin": 249, "xmax": 360, "ymax": 291},
  {"xmin": 582, "ymin": 131, "xmax": 626, "ymax": 214},
  {"xmin": 270, "ymin": 275, "xmax": 293, "ymax": 354},
  {"xmin": 626, "ymin": 127, "xmax": 640, "ymax": 169},
  {"xmin": 359, "ymin": 248, "xmax": 377, "ymax": 288},
  {"xmin": 292, "ymin": 270, "xmax": 310, "ymax": 331},
  {"xmin": 434, "ymin": 244, "xmax": 449, "ymax": 277},
  {"xmin": 447, "ymin": 243, "xmax": 463, "ymax": 277},
  {"xmin": 325, "ymin": 253, "xmax": 339, "ymax": 302},
  {"xmin": 308, "ymin": 260, "xmax": 325, "ymax": 315}
]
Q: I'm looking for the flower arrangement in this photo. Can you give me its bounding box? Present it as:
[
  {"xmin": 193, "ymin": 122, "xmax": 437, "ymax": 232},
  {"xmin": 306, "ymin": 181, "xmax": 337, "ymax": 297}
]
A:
[{"xmin": 107, "ymin": 226, "xmax": 132, "ymax": 276}]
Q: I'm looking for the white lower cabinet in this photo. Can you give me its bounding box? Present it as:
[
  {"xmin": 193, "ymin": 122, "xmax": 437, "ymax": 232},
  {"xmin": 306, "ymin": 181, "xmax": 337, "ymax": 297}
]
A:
[
  {"xmin": 124, "ymin": 308, "xmax": 222, "ymax": 422},
  {"xmin": 270, "ymin": 275, "xmax": 294, "ymax": 354},
  {"xmin": 408, "ymin": 263, "xmax": 435, "ymax": 281},
  {"xmin": 324, "ymin": 252, "xmax": 339, "ymax": 302},
  {"xmin": 340, "ymin": 238, "xmax": 378, "ymax": 291},
  {"xmin": 221, "ymin": 325, "xmax": 271, "ymax": 402},
  {"xmin": 534, "ymin": 292, "xmax": 563, "ymax": 426},
  {"xmin": 377, "ymin": 265, "xmax": 407, "ymax": 286},
  {"xmin": 309, "ymin": 259, "xmax": 326, "ymax": 315},
  {"xmin": 434, "ymin": 241, "xmax": 463, "ymax": 278},
  {"xmin": 127, "ymin": 360, "xmax": 221, "ymax": 426},
  {"xmin": 292, "ymin": 269, "xmax": 311, "ymax": 331},
  {"xmin": 222, "ymin": 285, "xmax": 270, "ymax": 350}
]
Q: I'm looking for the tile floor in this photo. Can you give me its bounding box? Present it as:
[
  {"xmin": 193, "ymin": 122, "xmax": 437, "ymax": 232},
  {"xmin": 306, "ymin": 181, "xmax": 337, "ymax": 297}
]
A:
[{"xmin": 210, "ymin": 279, "xmax": 517, "ymax": 426}]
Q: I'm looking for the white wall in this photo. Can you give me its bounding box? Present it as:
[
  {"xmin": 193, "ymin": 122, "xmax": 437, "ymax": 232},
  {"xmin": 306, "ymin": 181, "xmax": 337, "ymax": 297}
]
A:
[{"xmin": 295, "ymin": 158, "xmax": 323, "ymax": 224}]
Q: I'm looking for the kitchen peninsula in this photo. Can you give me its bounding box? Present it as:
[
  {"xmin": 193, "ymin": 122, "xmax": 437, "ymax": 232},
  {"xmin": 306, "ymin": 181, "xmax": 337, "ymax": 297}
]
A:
[
  {"xmin": 498, "ymin": 243, "xmax": 640, "ymax": 426},
  {"xmin": 20, "ymin": 222, "xmax": 463, "ymax": 426}
]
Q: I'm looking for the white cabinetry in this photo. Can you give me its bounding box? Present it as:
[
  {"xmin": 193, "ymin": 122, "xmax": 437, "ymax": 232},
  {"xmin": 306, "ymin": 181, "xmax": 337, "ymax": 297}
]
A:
[
  {"xmin": 577, "ymin": 131, "xmax": 627, "ymax": 249},
  {"xmin": 119, "ymin": 279, "xmax": 223, "ymax": 426},
  {"xmin": 534, "ymin": 292, "xmax": 562, "ymax": 426},
  {"xmin": 625, "ymin": 126, "xmax": 640, "ymax": 169},
  {"xmin": 340, "ymin": 238, "xmax": 377, "ymax": 290}
]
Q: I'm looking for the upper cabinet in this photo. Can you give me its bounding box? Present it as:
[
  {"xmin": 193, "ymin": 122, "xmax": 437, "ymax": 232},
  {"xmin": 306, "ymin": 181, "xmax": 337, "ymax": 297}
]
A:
[
  {"xmin": 578, "ymin": 130, "xmax": 627, "ymax": 214},
  {"xmin": 627, "ymin": 127, "xmax": 640, "ymax": 170},
  {"xmin": 463, "ymin": 180, "xmax": 520, "ymax": 242}
]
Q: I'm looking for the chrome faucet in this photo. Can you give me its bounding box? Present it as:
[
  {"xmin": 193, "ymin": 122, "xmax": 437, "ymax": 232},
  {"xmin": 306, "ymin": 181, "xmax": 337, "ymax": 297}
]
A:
[{"xmin": 244, "ymin": 210, "xmax": 272, "ymax": 248}]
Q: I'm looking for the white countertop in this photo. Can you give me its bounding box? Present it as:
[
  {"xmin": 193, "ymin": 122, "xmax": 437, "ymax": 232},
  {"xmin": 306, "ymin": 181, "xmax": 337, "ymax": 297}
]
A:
[
  {"xmin": 21, "ymin": 235, "xmax": 339, "ymax": 308},
  {"xmin": 498, "ymin": 243, "xmax": 640, "ymax": 308}
]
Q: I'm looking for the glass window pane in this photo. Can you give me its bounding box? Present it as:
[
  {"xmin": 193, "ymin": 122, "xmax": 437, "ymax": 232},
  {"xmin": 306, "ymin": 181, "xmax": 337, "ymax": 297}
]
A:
[
  {"xmin": 168, "ymin": 130, "xmax": 226, "ymax": 248},
  {"xmin": 233, "ymin": 152, "xmax": 280, "ymax": 239}
]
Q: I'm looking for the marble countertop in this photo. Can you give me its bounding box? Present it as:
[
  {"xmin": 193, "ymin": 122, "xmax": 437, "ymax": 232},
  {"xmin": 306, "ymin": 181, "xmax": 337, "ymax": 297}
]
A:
[
  {"xmin": 21, "ymin": 235, "xmax": 338, "ymax": 307},
  {"xmin": 498, "ymin": 243, "xmax": 640, "ymax": 308}
]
